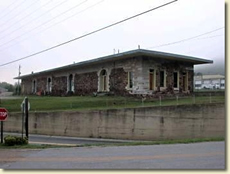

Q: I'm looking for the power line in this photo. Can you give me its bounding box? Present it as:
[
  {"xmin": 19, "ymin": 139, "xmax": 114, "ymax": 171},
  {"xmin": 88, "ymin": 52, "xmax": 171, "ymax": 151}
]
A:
[
  {"xmin": 0, "ymin": 0, "xmax": 53, "ymax": 34},
  {"xmin": 0, "ymin": 0, "xmax": 27, "ymax": 21},
  {"xmin": 0, "ymin": 0, "xmax": 41, "ymax": 32},
  {"xmin": 147, "ymin": 27, "xmax": 224, "ymax": 49},
  {"xmin": 41, "ymin": 0, "xmax": 104, "ymax": 33},
  {"xmin": 0, "ymin": 0, "xmax": 178, "ymax": 67},
  {"xmin": 0, "ymin": 0, "xmax": 70, "ymax": 41},
  {"xmin": 0, "ymin": 0, "xmax": 105, "ymax": 52},
  {"xmin": 197, "ymin": 34, "xmax": 224, "ymax": 40},
  {"xmin": 0, "ymin": 0, "xmax": 18, "ymax": 16},
  {"xmin": 0, "ymin": 0, "xmax": 89, "ymax": 47}
]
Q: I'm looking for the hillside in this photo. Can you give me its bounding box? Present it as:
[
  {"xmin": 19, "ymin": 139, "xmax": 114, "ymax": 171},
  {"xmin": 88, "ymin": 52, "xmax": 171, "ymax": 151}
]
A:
[{"xmin": 194, "ymin": 61, "xmax": 225, "ymax": 75}]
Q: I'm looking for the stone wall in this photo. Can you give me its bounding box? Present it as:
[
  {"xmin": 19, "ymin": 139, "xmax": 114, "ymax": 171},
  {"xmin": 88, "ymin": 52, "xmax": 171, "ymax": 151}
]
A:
[
  {"xmin": 74, "ymin": 72, "xmax": 98, "ymax": 95},
  {"xmin": 52, "ymin": 76, "xmax": 67, "ymax": 96},
  {"xmin": 36, "ymin": 77, "xmax": 47, "ymax": 93},
  {"xmin": 21, "ymin": 79, "xmax": 32, "ymax": 95},
  {"xmin": 4, "ymin": 103, "xmax": 225, "ymax": 140},
  {"xmin": 109, "ymin": 68, "xmax": 128, "ymax": 95}
]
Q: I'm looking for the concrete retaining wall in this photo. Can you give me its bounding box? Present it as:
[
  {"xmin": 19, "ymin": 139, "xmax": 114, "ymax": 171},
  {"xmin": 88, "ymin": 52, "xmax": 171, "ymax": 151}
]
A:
[{"xmin": 3, "ymin": 103, "xmax": 225, "ymax": 140}]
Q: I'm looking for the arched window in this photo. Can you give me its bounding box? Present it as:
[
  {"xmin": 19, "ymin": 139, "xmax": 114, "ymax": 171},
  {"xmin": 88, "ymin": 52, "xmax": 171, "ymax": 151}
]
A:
[
  {"xmin": 32, "ymin": 79, "xmax": 37, "ymax": 93},
  {"xmin": 47, "ymin": 77, "xmax": 52, "ymax": 92},
  {"xmin": 149, "ymin": 69, "xmax": 155, "ymax": 90},
  {"xmin": 68, "ymin": 74, "xmax": 74, "ymax": 92},
  {"xmin": 99, "ymin": 69, "xmax": 107, "ymax": 91}
]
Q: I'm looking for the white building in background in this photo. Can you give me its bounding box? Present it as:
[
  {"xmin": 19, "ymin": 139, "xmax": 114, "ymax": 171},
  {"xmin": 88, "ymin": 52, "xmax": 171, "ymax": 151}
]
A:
[
  {"xmin": 0, "ymin": 87, "xmax": 8, "ymax": 93},
  {"xmin": 194, "ymin": 75, "xmax": 225, "ymax": 90}
]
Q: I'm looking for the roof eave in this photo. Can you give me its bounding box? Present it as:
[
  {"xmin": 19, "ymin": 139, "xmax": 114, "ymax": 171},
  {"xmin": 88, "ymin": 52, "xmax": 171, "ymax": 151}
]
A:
[{"xmin": 14, "ymin": 49, "xmax": 213, "ymax": 79}]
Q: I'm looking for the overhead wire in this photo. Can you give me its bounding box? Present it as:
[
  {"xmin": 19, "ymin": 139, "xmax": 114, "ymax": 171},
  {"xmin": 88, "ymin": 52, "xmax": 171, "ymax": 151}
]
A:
[
  {"xmin": 0, "ymin": 0, "xmax": 53, "ymax": 34},
  {"xmin": 0, "ymin": 0, "xmax": 178, "ymax": 67},
  {"xmin": 41, "ymin": 0, "xmax": 104, "ymax": 33},
  {"xmin": 0, "ymin": 0, "xmax": 70, "ymax": 41},
  {"xmin": 147, "ymin": 27, "xmax": 224, "ymax": 49},
  {"xmin": 196, "ymin": 34, "xmax": 224, "ymax": 40},
  {"xmin": 0, "ymin": 0, "xmax": 89, "ymax": 47},
  {"xmin": 0, "ymin": 0, "xmax": 18, "ymax": 17},
  {"xmin": 0, "ymin": 0, "xmax": 105, "ymax": 52},
  {"xmin": 184, "ymin": 35, "xmax": 224, "ymax": 55},
  {"xmin": 0, "ymin": 0, "xmax": 44, "ymax": 32},
  {"xmin": 0, "ymin": 0, "xmax": 27, "ymax": 21}
]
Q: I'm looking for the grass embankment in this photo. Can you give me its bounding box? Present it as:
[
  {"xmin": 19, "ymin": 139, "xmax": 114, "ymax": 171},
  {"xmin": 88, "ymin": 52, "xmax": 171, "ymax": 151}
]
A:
[
  {"xmin": 0, "ymin": 143, "xmax": 71, "ymax": 149},
  {"xmin": 0, "ymin": 95, "xmax": 225, "ymax": 112},
  {"xmin": 0, "ymin": 137, "xmax": 225, "ymax": 149}
]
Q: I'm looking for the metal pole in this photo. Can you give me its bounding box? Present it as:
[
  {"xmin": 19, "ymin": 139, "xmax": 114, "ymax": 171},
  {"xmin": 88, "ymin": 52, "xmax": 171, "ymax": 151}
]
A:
[
  {"xmin": 210, "ymin": 93, "xmax": 212, "ymax": 103},
  {"xmin": 159, "ymin": 96, "xmax": 161, "ymax": 106},
  {"xmin": 1, "ymin": 121, "xmax": 3, "ymax": 144},
  {"xmin": 176, "ymin": 96, "xmax": 178, "ymax": 105},
  {"xmin": 18, "ymin": 65, "xmax": 21, "ymax": 95},
  {"xmin": 25, "ymin": 97, "xmax": 29, "ymax": 139},
  {"xmin": 22, "ymin": 103, "xmax": 24, "ymax": 139}
]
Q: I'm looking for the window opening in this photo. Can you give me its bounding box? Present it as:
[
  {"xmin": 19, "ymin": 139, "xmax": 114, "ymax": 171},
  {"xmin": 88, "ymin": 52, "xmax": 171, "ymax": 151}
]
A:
[
  {"xmin": 128, "ymin": 72, "xmax": 133, "ymax": 89},
  {"xmin": 100, "ymin": 69, "xmax": 107, "ymax": 91},
  {"xmin": 68, "ymin": 74, "xmax": 74, "ymax": 92},
  {"xmin": 47, "ymin": 77, "xmax": 52, "ymax": 92},
  {"xmin": 182, "ymin": 72, "xmax": 188, "ymax": 91},
  {"xmin": 160, "ymin": 71, "xmax": 165, "ymax": 87},
  {"xmin": 173, "ymin": 72, "xmax": 179, "ymax": 88},
  {"xmin": 149, "ymin": 69, "xmax": 154, "ymax": 90}
]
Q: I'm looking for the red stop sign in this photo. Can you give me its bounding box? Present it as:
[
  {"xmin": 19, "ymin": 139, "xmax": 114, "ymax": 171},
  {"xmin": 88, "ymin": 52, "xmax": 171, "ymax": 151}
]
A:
[{"xmin": 0, "ymin": 108, "xmax": 8, "ymax": 121}]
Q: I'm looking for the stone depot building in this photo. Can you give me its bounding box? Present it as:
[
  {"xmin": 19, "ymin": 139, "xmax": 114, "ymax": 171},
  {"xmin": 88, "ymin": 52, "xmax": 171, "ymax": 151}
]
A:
[{"xmin": 15, "ymin": 49, "xmax": 212, "ymax": 97}]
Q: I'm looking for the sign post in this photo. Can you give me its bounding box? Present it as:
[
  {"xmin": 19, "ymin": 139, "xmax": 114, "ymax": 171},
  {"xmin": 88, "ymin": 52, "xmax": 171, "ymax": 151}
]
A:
[
  {"xmin": 21, "ymin": 102, "xmax": 24, "ymax": 139},
  {"xmin": 1, "ymin": 122, "xmax": 3, "ymax": 144},
  {"xmin": 21, "ymin": 97, "xmax": 29, "ymax": 139},
  {"xmin": 0, "ymin": 108, "xmax": 8, "ymax": 144},
  {"xmin": 25, "ymin": 97, "xmax": 29, "ymax": 139}
]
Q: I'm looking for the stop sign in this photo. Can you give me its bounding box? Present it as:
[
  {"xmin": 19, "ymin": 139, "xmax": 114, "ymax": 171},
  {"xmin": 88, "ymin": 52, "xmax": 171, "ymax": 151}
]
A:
[{"xmin": 0, "ymin": 108, "xmax": 8, "ymax": 121}]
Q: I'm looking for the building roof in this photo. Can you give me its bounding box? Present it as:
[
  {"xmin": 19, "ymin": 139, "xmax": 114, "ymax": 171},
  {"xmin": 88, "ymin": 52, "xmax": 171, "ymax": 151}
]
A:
[
  {"xmin": 15, "ymin": 49, "xmax": 213, "ymax": 79},
  {"xmin": 194, "ymin": 74, "xmax": 225, "ymax": 80}
]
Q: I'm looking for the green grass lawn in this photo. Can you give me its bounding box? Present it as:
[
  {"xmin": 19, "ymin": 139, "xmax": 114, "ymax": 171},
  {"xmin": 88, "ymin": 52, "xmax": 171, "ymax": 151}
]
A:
[
  {"xmin": 0, "ymin": 137, "xmax": 225, "ymax": 149},
  {"xmin": 0, "ymin": 95, "xmax": 225, "ymax": 112}
]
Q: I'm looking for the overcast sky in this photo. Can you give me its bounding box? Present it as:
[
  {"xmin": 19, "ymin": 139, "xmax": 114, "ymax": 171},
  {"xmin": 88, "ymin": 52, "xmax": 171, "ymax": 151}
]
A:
[{"xmin": 0, "ymin": 0, "xmax": 225, "ymax": 84}]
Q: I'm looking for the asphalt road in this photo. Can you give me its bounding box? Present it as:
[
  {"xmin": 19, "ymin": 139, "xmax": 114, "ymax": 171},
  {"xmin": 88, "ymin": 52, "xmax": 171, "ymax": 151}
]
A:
[{"xmin": 1, "ymin": 141, "xmax": 225, "ymax": 169}]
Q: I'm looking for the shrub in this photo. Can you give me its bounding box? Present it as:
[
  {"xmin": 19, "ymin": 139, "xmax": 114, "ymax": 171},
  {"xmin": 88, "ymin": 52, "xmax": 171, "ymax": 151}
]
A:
[{"xmin": 4, "ymin": 135, "xmax": 28, "ymax": 146}]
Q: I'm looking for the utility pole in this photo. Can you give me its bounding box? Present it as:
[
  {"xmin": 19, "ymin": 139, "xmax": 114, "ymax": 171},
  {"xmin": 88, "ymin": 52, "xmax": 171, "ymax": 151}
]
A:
[{"xmin": 18, "ymin": 65, "xmax": 21, "ymax": 95}]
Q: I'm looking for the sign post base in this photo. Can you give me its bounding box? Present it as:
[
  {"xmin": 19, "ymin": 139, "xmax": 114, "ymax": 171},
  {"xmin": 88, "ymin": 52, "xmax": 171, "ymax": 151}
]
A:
[{"xmin": 1, "ymin": 121, "xmax": 3, "ymax": 144}]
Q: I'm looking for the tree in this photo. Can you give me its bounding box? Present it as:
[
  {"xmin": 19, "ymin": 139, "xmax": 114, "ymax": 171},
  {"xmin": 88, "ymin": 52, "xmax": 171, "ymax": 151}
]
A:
[
  {"xmin": 0, "ymin": 82, "xmax": 14, "ymax": 92},
  {"xmin": 13, "ymin": 82, "xmax": 21, "ymax": 95},
  {"xmin": 196, "ymin": 72, "xmax": 203, "ymax": 76}
]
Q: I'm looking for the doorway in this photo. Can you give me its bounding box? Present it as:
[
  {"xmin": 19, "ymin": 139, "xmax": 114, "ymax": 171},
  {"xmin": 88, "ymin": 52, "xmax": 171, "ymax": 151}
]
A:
[
  {"xmin": 100, "ymin": 69, "xmax": 107, "ymax": 91},
  {"xmin": 182, "ymin": 72, "xmax": 188, "ymax": 91}
]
